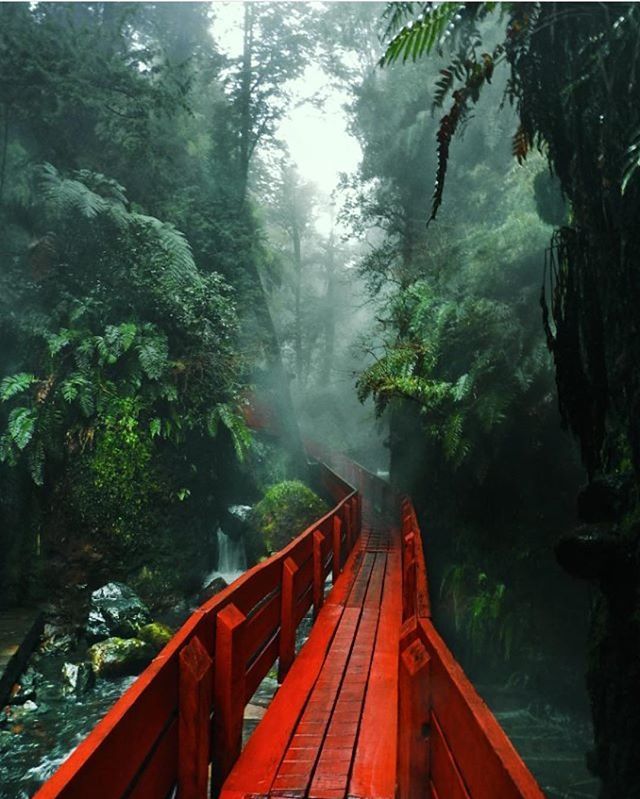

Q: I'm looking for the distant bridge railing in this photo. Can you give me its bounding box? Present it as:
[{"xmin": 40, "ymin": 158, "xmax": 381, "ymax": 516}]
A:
[
  {"xmin": 308, "ymin": 442, "xmax": 543, "ymax": 799},
  {"xmin": 34, "ymin": 461, "xmax": 361, "ymax": 799}
]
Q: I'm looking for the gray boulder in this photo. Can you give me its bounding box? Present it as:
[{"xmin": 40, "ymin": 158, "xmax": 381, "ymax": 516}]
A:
[
  {"xmin": 199, "ymin": 576, "xmax": 228, "ymax": 605},
  {"xmin": 62, "ymin": 662, "xmax": 95, "ymax": 695},
  {"xmin": 86, "ymin": 582, "xmax": 152, "ymax": 642}
]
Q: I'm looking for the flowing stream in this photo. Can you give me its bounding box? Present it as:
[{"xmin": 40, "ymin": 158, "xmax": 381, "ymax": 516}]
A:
[{"xmin": 0, "ymin": 525, "xmax": 251, "ymax": 798}]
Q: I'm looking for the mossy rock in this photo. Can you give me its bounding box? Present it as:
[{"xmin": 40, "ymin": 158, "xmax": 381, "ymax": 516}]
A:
[
  {"xmin": 250, "ymin": 481, "xmax": 328, "ymax": 554},
  {"xmin": 137, "ymin": 622, "xmax": 173, "ymax": 653},
  {"xmin": 88, "ymin": 637, "xmax": 154, "ymax": 678}
]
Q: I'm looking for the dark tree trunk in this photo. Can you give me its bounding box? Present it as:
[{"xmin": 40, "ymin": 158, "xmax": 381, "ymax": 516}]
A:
[{"xmin": 320, "ymin": 226, "xmax": 336, "ymax": 385}]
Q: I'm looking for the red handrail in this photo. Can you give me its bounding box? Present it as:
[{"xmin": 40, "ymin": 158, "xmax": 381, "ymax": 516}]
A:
[{"xmin": 34, "ymin": 462, "xmax": 361, "ymax": 799}]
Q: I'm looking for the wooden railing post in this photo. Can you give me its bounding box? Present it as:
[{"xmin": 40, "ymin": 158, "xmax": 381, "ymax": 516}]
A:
[
  {"xmin": 213, "ymin": 603, "xmax": 246, "ymax": 792},
  {"xmin": 332, "ymin": 514, "xmax": 343, "ymax": 583},
  {"xmin": 342, "ymin": 500, "xmax": 351, "ymax": 550},
  {"xmin": 278, "ymin": 556, "xmax": 299, "ymax": 682},
  {"xmin": 397, "ymin": 620, "xmax": 431, "ymax": 799},
  {"xmin": 312, "ymin": 530, "xmax": 324, "ymax": 619},
  {"xmin": 179, "ymin": 636, "xmax": 213, "ymax": 799},
  {"xmin": 403, "ymin": 532, "xmax": 417, "ymax": 621},
  {"xmin": 349, "ymin": 497, "xmax": 357, "ymax": 546}
]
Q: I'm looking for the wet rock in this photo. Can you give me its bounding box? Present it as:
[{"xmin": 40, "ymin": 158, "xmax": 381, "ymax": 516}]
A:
[
  {"xmin": 8, "ymin": 682, "xmax": 36, "ymax": 706},
  {"xmin": 8, "ymin": 667, "xmax": 42, "ymax": 706},
  {"xmin": 198, "ymin": 576, "xmax": 228, "ymax": 605},
  {"xmin": 40, "ymin": 622, "xmax": 76, "ymax": 655},
  {"xmin": 86, "ymin": 582, "xmax": 151, "ymax": 642},
  {"xmin": 0, "ymin": 729, "xmax": 13, "ymax": 749},
  {"xmin": 61, "ymin": 662, "xmax": 95, "ymax": 695},
  {"xmin": 221, "ymin": 505, "xmax": 253, "ymax": 543},
  {"xmin": 228, "ymin": 504, "xmax": 252, "ymax": 522},
  {"xmin": 88, "ymin": 637, "xmax": 154, "ymax": 678},
  {"xmin": 21, "ymin": 700, "xmax": 38, "ymax": 712},
  {"xmin": 137, "ymin": 622, "xmax": 173, "ymax": 653}
]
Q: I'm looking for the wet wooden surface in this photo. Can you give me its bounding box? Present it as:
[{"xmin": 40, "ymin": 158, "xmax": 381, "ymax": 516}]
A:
[{"xmin": 221, "ymin": 509, "xmax": 402, "ymax": 799}]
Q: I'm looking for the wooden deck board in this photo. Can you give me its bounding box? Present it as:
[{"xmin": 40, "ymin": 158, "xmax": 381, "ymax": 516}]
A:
[
  {"xmin": 348, "ymin": 535, "xmax": 402, "ymax": 799},
  {"xmin": 222, "ymin": 517, "xmax": 399, "ymax": 799}
]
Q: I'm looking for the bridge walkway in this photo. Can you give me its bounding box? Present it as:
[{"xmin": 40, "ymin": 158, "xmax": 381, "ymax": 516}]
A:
[{"xmin": 222, "ymin": 510, "xmax": 400, "ymax": 799}]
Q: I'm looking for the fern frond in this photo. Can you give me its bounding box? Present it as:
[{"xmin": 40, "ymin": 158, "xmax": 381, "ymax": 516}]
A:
[
  {"xmin": 209, "ymin": 403, "xmax": 252, "ymax": 462},
  {"xmin": 38, "ymin": 163, "xmax": 108, "ymax": 220},
  {"xmin": 1, "ymin": 373, "xmax": 37, "ymax": 402},
  {"xmin": 28, "ymin": 440, "xmax": 45, "ymax": 486},
  {"xmin": 8, "ymin": 407, "xmax": 36, "ymax": 450},
  {"xmin": 137, "ymin": 331, "xmax": 169, "ymax": 380},
  {"xmin": 381, "ymin": 3, "xmax": 463, "ymax": 66},
  {"xmin": 512, "ymin": 124, "xmax": 529, "ymax": 164},
  {"xmin": 381, "ymin": 2, "xmax": 418, "ymax": 40}
]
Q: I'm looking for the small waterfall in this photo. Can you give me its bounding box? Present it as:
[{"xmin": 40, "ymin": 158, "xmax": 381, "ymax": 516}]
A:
[
  {"xmin": 202, "ymin": 527, "xmax": 247, "ymax": 588},
  {"xmin": 217, "ymin": 527, "xmax": 247, "ymax": 577}
]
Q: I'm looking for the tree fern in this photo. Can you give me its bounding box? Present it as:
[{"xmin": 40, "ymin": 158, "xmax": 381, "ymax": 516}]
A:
[{"xmin": 38, "ymin": 163, "xmax": 109, "ymax": 220}]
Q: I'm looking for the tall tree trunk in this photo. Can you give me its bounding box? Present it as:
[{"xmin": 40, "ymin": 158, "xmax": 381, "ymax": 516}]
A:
[
  {"xmin": 0, "ymin": 104, "xmax": 9, "ymax": 206},
  {"xmin": 238, "ymin": 2, "xmax": 254, "ymax": 201},
  {"xmin": 234, "ymin": 4, "xmax": 307, "ymax": 475},
  {"xmin": 320, "ymin": 222, "xmax": 336, "ymax": 385},
  {"xmin": 293, "ymin": 217, "xmax": 303, "ymax": 386}
]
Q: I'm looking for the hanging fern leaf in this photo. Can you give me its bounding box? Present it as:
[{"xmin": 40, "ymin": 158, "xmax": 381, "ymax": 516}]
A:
[
  {"xmin": 380, "ymin": 3, "xmax": 463, "ymax": 66},
  {"xmin": 137, "ymin": 331, "xmax": 169, "ymax": 380},
  {"xmin": 433, "ymin": 67, "xmax": 456, "ymax": 109},
  {"xmin": 512, "ymin": 124, "xmax": 529, "ymax": 164},
  {"xmin": 8, "ymin": 407, "xmax": 36, "ymax": 450},
  {"xmin": 28, "ymin": 440, "xmax": 45, "ymax": 486},
  {"xmin": 381, "ymin": 1, "xmax": 418, "ymax": 40},
  {"xmin": 208, "ymin": 403, "xmax": 252, "ymax": 462},
  {"xmin": 46, "ymin": 329, "xmax": 73, "ymax": 356},
  {"xmin": 431, "ymin": 89, "xmax": 468, "ymax": 223},
  {"xmin": 0, "ymin": 373, "xmax": 37, "ymax": 402}
]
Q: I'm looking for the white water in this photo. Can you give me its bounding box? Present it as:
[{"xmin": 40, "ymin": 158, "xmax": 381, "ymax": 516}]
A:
[{"xmin": 203, "ymin": 527, "xmax": 247, "ymax": 586}]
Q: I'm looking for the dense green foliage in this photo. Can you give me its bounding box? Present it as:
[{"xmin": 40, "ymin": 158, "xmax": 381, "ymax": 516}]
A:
[
  {"xmin": 377, "ymin": 3, "xmax": 640, "ymax": 794},
  {"xmin": 0, "ymin": 2, "xmax": 322, "ymax": 605},
  {"xmin": 332, "ymin": 4, "xmax": 585, "ymax": 697},
  {"xmin": 250, "ymin": 480, "xmax": 328, "ymax": 554}
]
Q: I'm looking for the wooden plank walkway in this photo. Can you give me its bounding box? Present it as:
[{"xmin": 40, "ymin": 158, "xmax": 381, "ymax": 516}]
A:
[{"xmin": 221, "ymin": 510, "xmax": 401, "ymax": 799}]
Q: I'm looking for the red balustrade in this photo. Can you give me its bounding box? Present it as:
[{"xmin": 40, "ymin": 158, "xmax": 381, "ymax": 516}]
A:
[{"xmin": 34, "ymin": 462, "xmax": 360, "ymax": 799}]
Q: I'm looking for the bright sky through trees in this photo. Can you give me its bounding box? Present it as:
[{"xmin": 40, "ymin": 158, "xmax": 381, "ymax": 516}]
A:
[{"xmin": 211, "ymin": 1, "xmax": 362, "ymax": 234}]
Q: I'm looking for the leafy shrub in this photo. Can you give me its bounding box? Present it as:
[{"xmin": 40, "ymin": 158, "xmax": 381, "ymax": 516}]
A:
[{"xmin": 250, "ymin": 481, "xmax": 328, "ymax": 554}]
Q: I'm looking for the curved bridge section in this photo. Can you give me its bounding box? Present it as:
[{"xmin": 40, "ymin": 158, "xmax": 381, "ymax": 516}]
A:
[{"xmin": 34, "ymin": 454, "xmax": 544, "ymax": 799}]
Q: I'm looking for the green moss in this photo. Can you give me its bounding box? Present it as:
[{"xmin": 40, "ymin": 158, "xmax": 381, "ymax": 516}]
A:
[
  {"xmin": 70, "ymin": 397, "xmax": 167, "ymax": 555},
  {"xmin": 87, "ymin": 637, "xmax": 154, "ymax": 678},
  {"xmin": 138, "ymin": 622, "xmax": 173, "ymax": 653},
  {"xmin": 250, "ymin": 480, "xmax": 328, "ymax": 554}
]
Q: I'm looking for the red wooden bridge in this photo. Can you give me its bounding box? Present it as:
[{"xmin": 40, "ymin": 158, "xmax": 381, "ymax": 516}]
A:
[{"xmin": 34, "ymin": 450, "xmax": 545, "ymax": 799}]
